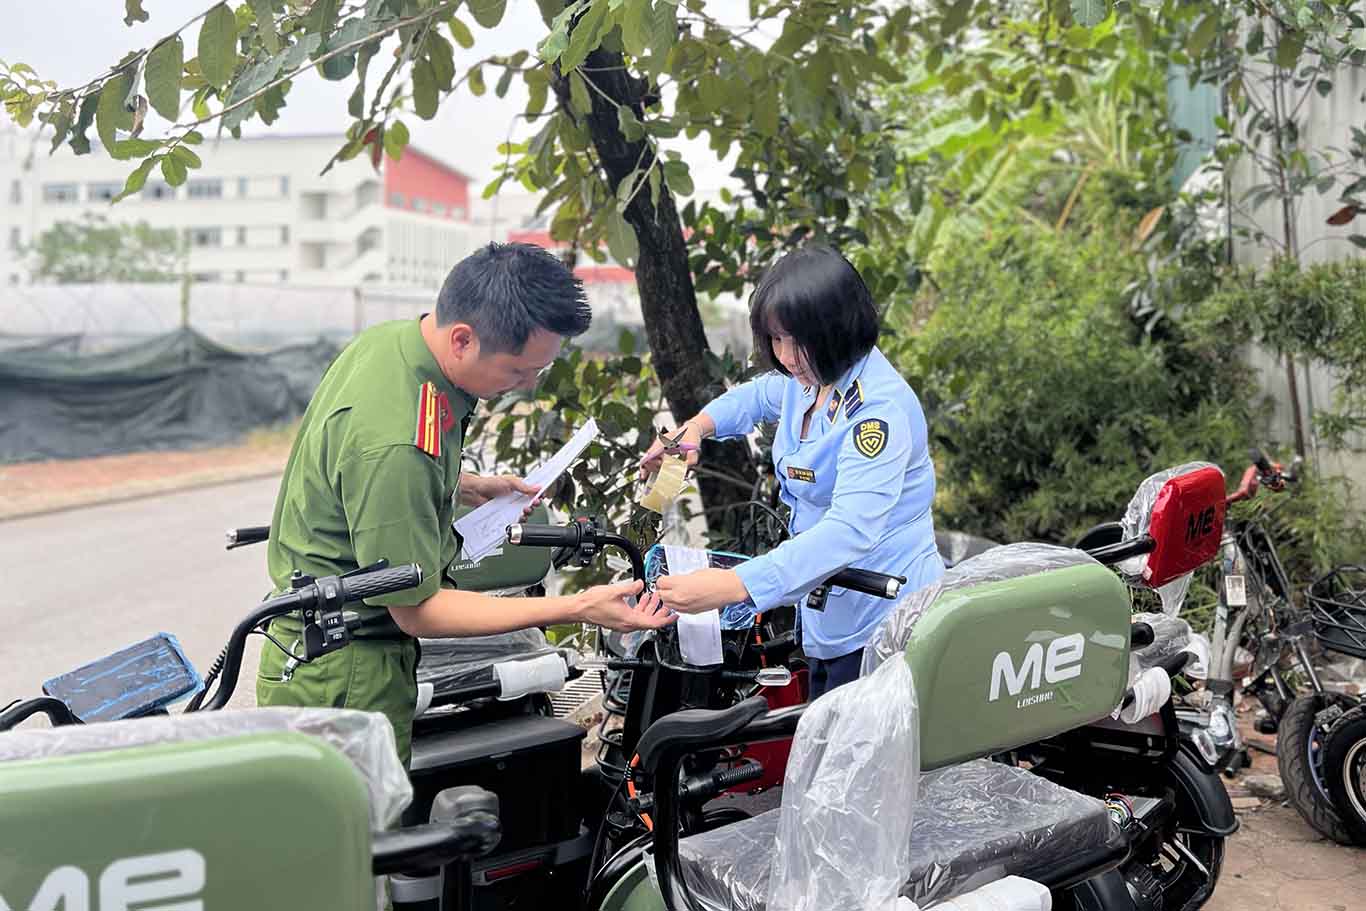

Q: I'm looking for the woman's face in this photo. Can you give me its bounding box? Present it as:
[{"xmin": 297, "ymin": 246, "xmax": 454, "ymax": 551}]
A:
[{"xmin": 769, "ymin": 323, "xmax": 818, "ymax": 387}]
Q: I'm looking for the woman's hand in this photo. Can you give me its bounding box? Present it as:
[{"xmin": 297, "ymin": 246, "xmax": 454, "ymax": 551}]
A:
[
  {"xmin": 637, "ymin": 420, "xmax": 704, "ymax": 481},
  {"xmin": 572, "ymin": 580, "xmax": 677, "ymax": 631},
  {"xmin": 655, "ymin": 568, "xmax": 750, "ymax": 615},
  {"xmin": 459, "ymin": 473, "xmax": 541, "ymax": 519}
]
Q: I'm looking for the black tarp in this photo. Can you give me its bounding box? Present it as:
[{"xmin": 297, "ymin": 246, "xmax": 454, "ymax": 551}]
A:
[{"xmin": 0, "ymin": 328, "xmax": 340, "ymax": 463}]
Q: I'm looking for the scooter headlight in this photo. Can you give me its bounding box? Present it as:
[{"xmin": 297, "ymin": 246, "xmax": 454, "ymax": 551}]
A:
[
  {"xmin": 1208, "ymin": 702, "xmax": 1241, "ymax": 750},
  {"xmin": 1192, "ymin": 727, "xmax": 1220, "ymax": 767}
]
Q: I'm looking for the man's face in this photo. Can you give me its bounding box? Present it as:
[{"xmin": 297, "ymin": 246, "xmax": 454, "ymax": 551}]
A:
[{"xmin": 458, "ymin": 327, "xmax": 562, "ymax": 398}]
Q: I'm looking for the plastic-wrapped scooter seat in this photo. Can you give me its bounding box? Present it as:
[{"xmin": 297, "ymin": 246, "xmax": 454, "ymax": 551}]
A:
[
  {"xmin": 416, "ymin": 628, "xmax": 559, "ymax": 698},
  {"xmin": 673, "ymin": 759, "xmax": 1120, "ymax": 911}
]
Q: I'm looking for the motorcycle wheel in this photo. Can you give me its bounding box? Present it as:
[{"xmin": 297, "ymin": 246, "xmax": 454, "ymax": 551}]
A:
[
  {"xmin": 1276, "ymin": 691, "xmax": 1363, "ymax": 845},
  {"xmin": 1322, "ymin": 703, "xmax": 1366, "ymax": 844}
]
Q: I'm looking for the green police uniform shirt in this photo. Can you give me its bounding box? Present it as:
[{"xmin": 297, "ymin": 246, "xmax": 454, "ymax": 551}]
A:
[{"xmin": 266, "ymin": 317, "xmax": 476, "ymax": 628}]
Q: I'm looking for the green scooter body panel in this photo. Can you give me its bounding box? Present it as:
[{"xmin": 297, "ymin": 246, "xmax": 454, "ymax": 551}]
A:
[
  {"xmin": 910, "ymin": 563, "xmax": 1132, "ymax": 771},
  {"xmin": 0, "ymin": 732, "xmax": 374, "ymax": 911},
  {"xmin": 446, "ymin": 503, "xmax": 554, "ymax": 592},
  {"xmin": 598, "ymin": 859, "xmax": 666, "ymax": 911}
]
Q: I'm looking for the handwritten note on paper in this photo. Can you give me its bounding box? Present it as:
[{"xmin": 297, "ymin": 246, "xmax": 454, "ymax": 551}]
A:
[{"xmin": 453, "ymin": 419, "xmax": 599, "ymax": 563}]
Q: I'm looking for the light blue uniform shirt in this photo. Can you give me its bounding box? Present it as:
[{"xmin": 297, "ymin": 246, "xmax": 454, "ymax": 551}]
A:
[{"xmin": 703, "ymin": 347, "xmax": 944, "ymax": 659}]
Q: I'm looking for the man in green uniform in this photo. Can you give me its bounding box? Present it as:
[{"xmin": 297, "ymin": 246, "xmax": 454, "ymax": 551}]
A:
[{"xmin": 257, "ymin": 242, "xmax": 672, "ymax": 765}]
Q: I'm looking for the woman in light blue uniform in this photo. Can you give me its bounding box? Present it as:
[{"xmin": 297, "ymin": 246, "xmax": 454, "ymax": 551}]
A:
[{"xmin": 643, "ymin": 246, "xmax": 944, "ymax": 698}]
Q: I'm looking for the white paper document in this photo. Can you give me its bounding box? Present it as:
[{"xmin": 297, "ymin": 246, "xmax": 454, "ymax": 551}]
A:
[
  {"xmin": 663, "ymin": 544, "xmax": 723, "ymax": 666},
  {"xmin": 454, "ymin": 419, "xmax": 599, "ymax": 563}
]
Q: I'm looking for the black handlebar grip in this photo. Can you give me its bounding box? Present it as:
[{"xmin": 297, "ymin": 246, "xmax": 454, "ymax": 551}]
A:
[
  {"xmin": 1251, "ymin": 447, "xmax": 1273, "ymax": 474},
  {"xmin": 340, "ymin": 564, "xmax": 423, "ymax": 603},
  {"xmin": 826, "ymin": 567, "xmax": 906, "ymax": 600},
  {"xmin": 507, "ymin": 523, "xmax": 582, "ymax": 548},
  {"xmin": 225, "ymin": 525, "xmax": 270, "ymax": 549}
]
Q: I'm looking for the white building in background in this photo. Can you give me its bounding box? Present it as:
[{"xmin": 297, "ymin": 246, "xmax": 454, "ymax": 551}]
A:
[{"xmin": 0, "ymin": 128, "xmax": 479, "ymax": 289}]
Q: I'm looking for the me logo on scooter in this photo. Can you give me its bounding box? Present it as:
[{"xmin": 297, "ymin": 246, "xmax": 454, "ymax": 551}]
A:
[
  {"xmin": 988, "ymin": 633, "xmax": 1086, "ymax": 706},
  {"xmin": 1185, "ymin": 505, "xmax": 1217, "ymax": 546},
  {"xmin": 0, "ymin": 849, "xmax": 204, "ymax": 911}
]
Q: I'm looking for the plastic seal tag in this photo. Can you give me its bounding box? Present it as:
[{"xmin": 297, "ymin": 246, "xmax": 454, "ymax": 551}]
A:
[
  {"xmin": 1224, "ymin": 574, "xmax": 1247, "ymax": 607},
  {"xmin": 639, "ymin": 453, "xmax": 689, "ymax": 514}
]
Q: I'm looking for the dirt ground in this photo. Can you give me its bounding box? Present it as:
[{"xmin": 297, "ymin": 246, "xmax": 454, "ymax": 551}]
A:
[{"xmin": 3, "ymin": 445, "xmax": 1365, "ymax": 908}]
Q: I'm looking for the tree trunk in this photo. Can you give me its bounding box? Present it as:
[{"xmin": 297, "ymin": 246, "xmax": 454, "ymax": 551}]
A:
[{"xmin": 550, "ymin": 45, "xmax": 758, "ymax": 516}]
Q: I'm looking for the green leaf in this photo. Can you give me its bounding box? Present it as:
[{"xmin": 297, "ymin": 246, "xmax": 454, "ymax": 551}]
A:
[
  {"xmin": 448, "ymin": 15, "xmax": 475, "ymax": 49},
  {"xmin": 771, "ymin": 13, "xmax": 814, "ymax": 58},
  {"xmin": 471, "ymin": 0, "xmax": 507, "ymax": 28},
  {"xmin": 112, "ymin": 156, "xmax": 157, "ymax": 202},
  {"xmin": 161, "ymin": 155, "xmax": 188, "ymax": 186},
  {"xmin": 942, "ymin": 0, "xmax": 973, "ymax": 38},
  {"xmin": 662, "ymin": 159, "xmax": 692, "ymax": 196},
  {"xmin": 145, "ymin": 38, "xmax": 185, "ymax": 122},
  {"xmin": 1056, "ymin": 72, "xmax": 1076, "ymax": 102},
  {"xmin": 111, "ymin": 138, "xmax": 162, "ymax": 158},
  {"xmin": 622, "ymin": 0, "xmax": 652, "ymax": 56},
  {"xmin": 469, "ymin": 64, "xmax": 486, "ymax": 96},
  {"xmin": 384, "ymin": 119, "xmax": 409, "ymax": 160},
  {"xmin": 281, "ymin": 34, "xmax": 323, "ymax": 71},
  {"xmin": 1348, "ymin": 234, "xmax": 1366, "ymax": 249},
  {"xmin": 527, "ymin": 70, "xmax": 549, "ymax": 116},
  {"xmin": 69, "ymin": 92, "xmax": 99, "ymax": 155},
  {"xmin": 753, "ymin": 83, "xmax": 778, "ymax": 136},
  {"xmin": 496, "ymin": 67, "xmax": 514, "ymax": 98},
  {"xmin": 251, "ymin": 0, "xmax": 281, "ymax": 53},
  {"xmin": 1133, "ymin": 11, "xmax": 1153, "ymax": 48},
  {"xmin": 182, "ymin": 129, "xmax": 204, "ymax": 145},
  {"xmin": 1187, "ymin": 13, "xmax": 1219, "ymax": 58},
  {"xmin": 563, "ymin": 0, "xmax": 610, "ymax": 71},
  {"xmin": 650, "ymin": 0, "xmax": 678, "ymax": 64},
  {"xmin": 425, "ymin": 33, "xmax": 455, "ymax": 91},
  {"xmin": 124, "ymin": 0, "xmax": 149, "ymax": 26},
  {"xmin": 1276, "ymin": 32, "xmax": 1304, "ymax": 70},
  {"xmin": 256, "ymin": 82, "xmax": 289, "ymax": 124},
  {"xmin": 648, "ymin": 163, "xmax": 661, "ymax": 207},
  {"xmin": 605, "ymin": 209, "xmax": 639, "ymax": 267},
  {"xmin": 617, "ymin": 104, "xmax": 644, "ymax": 140},
  {"xmin": 1070, "ymin": 0, "xmax": 1107, "ymax": 28},
  {"xmin": 199, "ymin": 3, "xmax": 240, "ymax": 89},
  {"xmin": 96, "ymin": 72, "xmax": 134, "ymax": 153},
  {"xmin": 304, "ymin": 0, "xmax": 339, "ymax": 36},
  {"xmin": 171, "ymin": 145, "xmax": 202, "ymax": 168},
  {"xmin": 569, "ymin": 70, "xmax": 592, "ymax": 115},
  {"xmin": 412, "ymin": 58, "xmax": 438, "ymax": 119}
]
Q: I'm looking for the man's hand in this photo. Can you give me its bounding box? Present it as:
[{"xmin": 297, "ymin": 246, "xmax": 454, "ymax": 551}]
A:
[
  {"xmin": 460, "ymin": 473, "xmax": 542, "ymax": 519},
  {"xmin": 655, "ymin": 568, "xmax": 750, "ymax": 615},
  {"xmin": 572, "ymin": 580, "xmax": 676, "ymax": 632}
]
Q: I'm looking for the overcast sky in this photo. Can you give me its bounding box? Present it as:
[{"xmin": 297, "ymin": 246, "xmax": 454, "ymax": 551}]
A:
[{"xmin": 3, "ymin": 0, "xmax": 735, "ymax": 194}]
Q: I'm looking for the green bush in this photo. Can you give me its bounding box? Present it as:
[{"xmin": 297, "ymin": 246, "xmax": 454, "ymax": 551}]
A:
[{"xmin": 889, "ymin": 222, "xmax": 1265, "ymax": 545}]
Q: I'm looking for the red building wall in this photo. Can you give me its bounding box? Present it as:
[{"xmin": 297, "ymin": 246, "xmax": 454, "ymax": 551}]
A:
[{"xmin": 384, "ymin": 148, "xmax": 471, "ymax": 219}]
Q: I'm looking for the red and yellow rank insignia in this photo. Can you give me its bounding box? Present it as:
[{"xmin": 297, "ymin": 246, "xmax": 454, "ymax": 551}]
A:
[{"xmin": 414, "ymin": 381, "xmax": 445, "ymax": 458}]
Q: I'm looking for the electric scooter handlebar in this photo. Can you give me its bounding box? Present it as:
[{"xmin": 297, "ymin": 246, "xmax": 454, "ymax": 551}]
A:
[{"xmin": 507, "ymin": 523, "xmax": 905, "ymax": 599}]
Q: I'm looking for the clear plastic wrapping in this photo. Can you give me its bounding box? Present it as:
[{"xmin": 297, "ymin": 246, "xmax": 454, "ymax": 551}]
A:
[
  {"xmin": 862, "ymin": 544, "xmax": 1101, "ymax": 677},
  {"xmin": 1120, "ymin": 461, "xmax": 1219, "ymax": 615},
  {"xmin": 672, "ymin": 759, "xmax": 1115, "ymax": 911},
  {"xmin": 417, "ymin": 628, "xmax": 557, "ymax": 695},
  {"xmin": 934, "ymin": 530, "xmax": 1001, "ymax": 569},
  {"xmin": 0, "ymin": 707, "xmax": 411, "ymax": 829},
  {"xmin": 1130, "ymin": 611, "xmax": 1192, "ymax": 670}
]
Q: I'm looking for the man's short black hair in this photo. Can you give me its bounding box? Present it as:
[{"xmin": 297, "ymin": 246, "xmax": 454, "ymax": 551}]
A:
[
  {"xmin": 748, "ymin": 245, "xmax": 880, "ymax": 385},
  {"xmin": 436, "ymin": 242, "xmax": 591, "ymax": 353}
]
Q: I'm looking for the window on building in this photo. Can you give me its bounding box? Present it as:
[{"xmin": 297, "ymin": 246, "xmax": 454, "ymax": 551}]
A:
[
  {"xmin": 143, "ymin": 182, "xmax": 175, "ymax": 201},
  {"xmin": 235, "ymin": 270, "xmax": 246, "ymax": 283},
  {"xmin": 87, "ymin": 182, "xmax": 122, "ymax": 203},
  {"xmin": 191, "ymin": 271, "xmax": 222, "ymax": 282},
  {"xmin": 389, "ymin": 192, "xmax": 406, "ymax": 207},
  {"xmin": 411, "ymin": 197, "xmax": 428, "ymax": 212},
  {"xmin": 9, "ymin": 180, "xmax": 20, "ymax": 205},
  {"xmin": 186, "ymin": 227, "xmax": 222, "ymax": 247},
  {"xmin": 8, "ymin": 227, "xmax": 20, "ymax": 250},
  {"xmin": 237, "ymin": 226, "xmax": 247, "ymax": 246},
  {"xmin": 238, "ymin": 177, "xmax": 249, "ymax": 198},
  {"xmin": 280, "ymin": 176, "xmax": 290, "ymax": 197},
  {"xmin": 42, "ymin": 183, "xmax": 78, "ymax": 204},
  {"xmin": 280, "ymin": 225, "xmax": 290, "ymax": 244},
  {"xmin": 187, "ymin": 179, "xmax": 223, "ymax": 200},
  {"xmin": 279, "ymin": 269, "xmax": 289, "ymax": 282}
]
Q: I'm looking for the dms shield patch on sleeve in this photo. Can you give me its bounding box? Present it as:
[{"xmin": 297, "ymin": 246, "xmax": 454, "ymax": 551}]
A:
[{"xmin": 853, "ymin": 418, "xmax": 889, "ymax": 458}]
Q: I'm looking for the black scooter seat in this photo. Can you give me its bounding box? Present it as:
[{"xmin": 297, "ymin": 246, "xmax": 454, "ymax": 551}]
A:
[{"xmin": 674, "ymin": 759, "xmax": 1126, "ymax": 909}]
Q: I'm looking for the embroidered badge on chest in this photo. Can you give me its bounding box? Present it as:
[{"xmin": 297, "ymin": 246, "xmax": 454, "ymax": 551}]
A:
[
  {"xmin": 414, "ymin": 381, "xmax": 444, "ymax": 458},
  {"xmin": 787, "ymin": 466, "xmax": 817, "ymax": 483},
  {"xmin": 824, "ymin": 388, "xmax": 843, "ymax": 422},
  {"xmin": 853, "ymin": 418, "xmax": 889, "ymax": 458},
  {"xmin": 843, "ymin": 380, "xmax": 865, "ymax": 419}
]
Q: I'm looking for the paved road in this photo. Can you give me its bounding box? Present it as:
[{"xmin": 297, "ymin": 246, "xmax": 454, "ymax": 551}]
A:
[{"xmin": 0, "ymin": 476, "xmax": 282, "ymax": 717}]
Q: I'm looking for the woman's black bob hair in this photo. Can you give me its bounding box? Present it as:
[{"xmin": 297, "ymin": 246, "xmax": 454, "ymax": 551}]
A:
[{"xmin": 748, "ymin": 244, "xmax": 880, "ymax": 385}]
